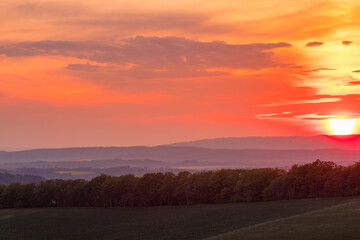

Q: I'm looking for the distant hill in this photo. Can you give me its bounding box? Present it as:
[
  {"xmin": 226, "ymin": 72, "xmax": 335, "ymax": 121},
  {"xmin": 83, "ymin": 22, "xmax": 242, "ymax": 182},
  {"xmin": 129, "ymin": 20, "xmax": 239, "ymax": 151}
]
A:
[
  {"xmin": 0, "ymin": 158, "xmax": 170, "ymax": 169},
  {"xmin": 0, "ymin": 172, "xmax": 44, "ymax": 185},
  {"xmin": 1, "ymin": 166, "xmax": 189, "ymax": 180},
  {"xmin": 168, "ymin": 135, "xmax": 360, "ymax": 150},
  {"xmin": 0, "ymin": 146, "xmax": 360, "ymax": 169}
]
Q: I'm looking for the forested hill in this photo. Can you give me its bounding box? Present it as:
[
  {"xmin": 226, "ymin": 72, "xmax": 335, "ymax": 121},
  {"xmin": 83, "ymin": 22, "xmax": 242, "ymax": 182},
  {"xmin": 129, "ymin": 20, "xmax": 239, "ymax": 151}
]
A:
[{"xmin": 0, "ymin": 172, "xmax": 44, "ymax": 185}]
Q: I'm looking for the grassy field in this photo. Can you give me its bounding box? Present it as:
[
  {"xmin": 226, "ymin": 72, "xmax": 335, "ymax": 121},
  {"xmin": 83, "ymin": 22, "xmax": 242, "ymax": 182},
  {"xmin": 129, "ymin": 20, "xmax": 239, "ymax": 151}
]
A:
[
  {"xmin": 204, "ymin": 198, "xmax": 360, "ymax": 240},
  {"xmin": 0, "ymin": 197, "xmax": 359, "ymax": 240}
]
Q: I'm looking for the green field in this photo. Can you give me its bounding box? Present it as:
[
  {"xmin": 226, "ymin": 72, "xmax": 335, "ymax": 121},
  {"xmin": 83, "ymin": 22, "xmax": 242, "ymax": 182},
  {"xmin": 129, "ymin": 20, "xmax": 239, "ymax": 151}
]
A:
[{"xmin": 0, "ymin": 197, "xmax": 359, "ymax": 240}]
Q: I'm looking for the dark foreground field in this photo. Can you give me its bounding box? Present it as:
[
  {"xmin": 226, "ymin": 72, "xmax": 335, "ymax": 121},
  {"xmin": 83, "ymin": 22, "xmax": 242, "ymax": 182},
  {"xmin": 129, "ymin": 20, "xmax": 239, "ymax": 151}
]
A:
[{"xmin": 0, "ymin": 197, "xmax": 359, "ymax": 240}]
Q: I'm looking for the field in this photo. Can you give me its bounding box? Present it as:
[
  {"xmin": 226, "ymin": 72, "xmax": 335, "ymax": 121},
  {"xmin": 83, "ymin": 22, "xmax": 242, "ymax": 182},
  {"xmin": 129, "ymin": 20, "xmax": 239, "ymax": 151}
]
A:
[
  {"xmin": 205, "ymin": 199, "xmax": 360, "ymax": 240},
  {"xmin": 0, "ymin": 197, "xmax": 359, "ymax": 240}
]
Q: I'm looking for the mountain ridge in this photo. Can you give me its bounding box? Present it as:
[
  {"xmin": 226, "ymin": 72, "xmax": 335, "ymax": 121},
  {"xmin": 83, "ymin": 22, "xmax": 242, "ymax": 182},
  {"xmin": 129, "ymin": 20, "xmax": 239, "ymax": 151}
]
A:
[{"xmin": 167, "ymin": 135, "xmax": 360, "ymax": 150}]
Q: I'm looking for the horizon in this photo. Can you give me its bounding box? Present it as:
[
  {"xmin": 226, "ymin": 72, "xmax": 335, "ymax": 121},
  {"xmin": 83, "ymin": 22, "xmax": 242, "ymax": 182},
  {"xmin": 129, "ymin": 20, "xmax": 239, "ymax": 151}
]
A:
[{"xmin": 2, "ymin": 133, "xmax": 360, "ymax": 151}]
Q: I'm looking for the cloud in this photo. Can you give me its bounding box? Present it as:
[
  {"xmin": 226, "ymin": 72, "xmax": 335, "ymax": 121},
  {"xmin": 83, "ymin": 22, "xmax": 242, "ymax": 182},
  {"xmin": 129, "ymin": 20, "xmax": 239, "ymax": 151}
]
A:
[
  {"xmin": 342, "ymin": 40, "xmax": 353, "ymax": 45},
  {"xmin": 8, "ymin": 2, "xmax": 85, "ymax": 18},
  {"xmin": 348, "ymin": 81, "xmax": 360, "ymax": 86},
  {"xmin": 255, "ymin": 94, "xmax": 360, "ymax": 123},
  {"xmin": 261, "ymin": 97, "xmax": 341, "ymax": 107},
  {"xmin": 66, "ymin": 63, "xmax": 105, "ymax": 72},
  {"xmin": 0, "ymin": 37, "xmax": 292, "ymax": 78},
  {"xmin": 306, "ymin": 41, "xmax": 324, "ymax": 47},
  {"xmin": 0, "ymin": 2, "xmax": 244, "ymax": 41},
  {"xmin": 57, "ymin": 12, "xmax": 235, "ymax": 37},
  {"xmin": 293, "ymin": 112, "xmax": 360, "ymax": 120},
  {"xmin": 255, "ymin": 111, "xmax": 293, "ymax": 118},
  {"xmin": 302, "ymin": 68, "xmax": 336, "ymax": 73},
  {"xmin": 293, "ymin": 113, "xmax": 337, "ymax": 120}
]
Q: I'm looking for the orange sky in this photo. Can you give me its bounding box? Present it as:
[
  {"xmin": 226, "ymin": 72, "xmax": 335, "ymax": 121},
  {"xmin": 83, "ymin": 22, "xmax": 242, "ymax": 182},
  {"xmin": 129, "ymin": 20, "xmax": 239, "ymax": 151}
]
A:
[{"xmin": 1, "ymin": 0, "xmax": 360, "ymax": 149}]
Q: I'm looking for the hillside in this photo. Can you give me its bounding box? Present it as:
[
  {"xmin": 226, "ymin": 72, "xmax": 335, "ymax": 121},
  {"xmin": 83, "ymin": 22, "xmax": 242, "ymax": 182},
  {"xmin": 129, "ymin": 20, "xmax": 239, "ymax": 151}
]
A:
[{"xmin": 168, "ymin": 135, "xmax": 360, "ymax": 150}]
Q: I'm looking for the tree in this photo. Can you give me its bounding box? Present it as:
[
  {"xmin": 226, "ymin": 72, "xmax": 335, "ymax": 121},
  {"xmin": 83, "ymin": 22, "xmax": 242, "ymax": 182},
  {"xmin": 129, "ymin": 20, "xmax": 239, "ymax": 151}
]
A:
[{"xmin": 234, "ymin": 168, "xmax": 283, "ymax": 201}]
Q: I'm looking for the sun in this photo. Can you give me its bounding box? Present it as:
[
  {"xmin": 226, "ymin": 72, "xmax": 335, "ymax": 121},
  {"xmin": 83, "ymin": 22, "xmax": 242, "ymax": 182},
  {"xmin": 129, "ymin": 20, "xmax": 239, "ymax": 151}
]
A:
[{"xmin": 327, "ymin": 119, "xmax": 357, "ymax": 135}]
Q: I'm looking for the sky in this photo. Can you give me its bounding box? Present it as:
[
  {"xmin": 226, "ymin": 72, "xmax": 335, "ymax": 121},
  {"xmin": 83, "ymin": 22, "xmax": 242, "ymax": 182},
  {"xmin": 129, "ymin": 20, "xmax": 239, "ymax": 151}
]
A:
[{"xmin": 1, "ymin": 0, "xmax": 360, "ymax": 149}]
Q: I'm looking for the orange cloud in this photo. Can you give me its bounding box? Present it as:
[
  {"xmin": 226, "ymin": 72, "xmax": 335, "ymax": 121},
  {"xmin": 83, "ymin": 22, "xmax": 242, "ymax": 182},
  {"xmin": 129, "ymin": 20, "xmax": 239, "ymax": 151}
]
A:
[{"xmin": 306, "ymin": 41, "xmax": 324, "ymax": 47}]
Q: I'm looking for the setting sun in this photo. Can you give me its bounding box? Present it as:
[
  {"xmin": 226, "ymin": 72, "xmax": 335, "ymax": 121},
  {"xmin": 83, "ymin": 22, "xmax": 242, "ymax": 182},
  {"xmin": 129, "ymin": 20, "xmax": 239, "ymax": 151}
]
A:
[{"xmin": 328, "ymin": 119, "xmax": 358, "ymax": 135}]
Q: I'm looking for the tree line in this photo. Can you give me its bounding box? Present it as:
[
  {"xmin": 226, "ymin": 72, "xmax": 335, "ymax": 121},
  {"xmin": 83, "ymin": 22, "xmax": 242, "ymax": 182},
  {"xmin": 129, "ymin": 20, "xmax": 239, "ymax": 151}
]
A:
[{"xmin": 1, "ymin": 160, "xmax": 360, "ymax": 208}]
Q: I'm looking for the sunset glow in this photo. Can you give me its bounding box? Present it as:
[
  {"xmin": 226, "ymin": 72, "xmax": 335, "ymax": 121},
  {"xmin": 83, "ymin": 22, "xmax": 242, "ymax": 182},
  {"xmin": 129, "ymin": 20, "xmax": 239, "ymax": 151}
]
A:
[
  {"xmin": 4, "ymin": 2, "xmax": 360, "ymax": 238},
  {"xmin": 1, "ymin": 0, "xmax": 360, "ymax": 149},
  {"xmin": 327, "ymin": 119, "xmax": 358, "ymax": 135}
]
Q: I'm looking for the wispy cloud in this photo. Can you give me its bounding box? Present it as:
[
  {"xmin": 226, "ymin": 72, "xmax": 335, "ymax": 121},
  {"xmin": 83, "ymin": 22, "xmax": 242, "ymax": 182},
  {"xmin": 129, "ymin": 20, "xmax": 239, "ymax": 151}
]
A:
[
  {"xmin": 261, "ymin": 97, "xmax": 341, "ymax": 107},
  {"xmin": 306, "ymin": 41, "xmax": 324, "ymax": 47}
]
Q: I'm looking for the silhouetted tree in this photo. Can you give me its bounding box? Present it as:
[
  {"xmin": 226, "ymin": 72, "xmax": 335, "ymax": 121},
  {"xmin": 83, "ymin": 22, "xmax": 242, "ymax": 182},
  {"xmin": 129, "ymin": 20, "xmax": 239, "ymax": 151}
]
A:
[{"xmin": 2, "ymin": 160, "xmax": 360, "ymax": 208}]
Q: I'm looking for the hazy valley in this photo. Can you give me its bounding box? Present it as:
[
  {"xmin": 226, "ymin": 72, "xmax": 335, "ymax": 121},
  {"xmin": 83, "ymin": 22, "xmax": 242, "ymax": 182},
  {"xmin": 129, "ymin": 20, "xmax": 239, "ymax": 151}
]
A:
[{"xmin": 1, "ymin": 136, "xmax": 360, "ymax": 182}]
